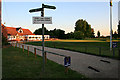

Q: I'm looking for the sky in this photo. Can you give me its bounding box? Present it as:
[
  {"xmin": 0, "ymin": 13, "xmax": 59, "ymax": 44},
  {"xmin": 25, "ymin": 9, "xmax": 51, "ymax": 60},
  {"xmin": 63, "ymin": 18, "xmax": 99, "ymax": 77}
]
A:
[{"xmin": 2, "ymin": 1, "xmax": 119, "ymax": 36}]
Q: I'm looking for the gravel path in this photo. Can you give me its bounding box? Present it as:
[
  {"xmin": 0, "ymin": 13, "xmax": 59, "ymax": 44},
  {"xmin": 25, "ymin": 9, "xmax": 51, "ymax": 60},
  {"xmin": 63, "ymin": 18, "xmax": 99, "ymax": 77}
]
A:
[{"xmin": 15, "ymin": 43, "xmax": 119, "ymax": 78}]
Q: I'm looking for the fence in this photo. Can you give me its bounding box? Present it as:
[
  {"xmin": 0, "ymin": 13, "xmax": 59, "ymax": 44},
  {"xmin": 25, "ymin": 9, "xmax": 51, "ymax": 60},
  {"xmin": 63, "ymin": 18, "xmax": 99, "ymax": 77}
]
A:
[
  {"xmin": 52, "ymin": 44, "xmax": 120, "ymax": 59},
  {"xmin": 78, "ymin": 45, "xmax": 120, "ymax": 59},
  {"xmin": 11, "ymin": 42, "xmax": 71, "ymax": 73}
]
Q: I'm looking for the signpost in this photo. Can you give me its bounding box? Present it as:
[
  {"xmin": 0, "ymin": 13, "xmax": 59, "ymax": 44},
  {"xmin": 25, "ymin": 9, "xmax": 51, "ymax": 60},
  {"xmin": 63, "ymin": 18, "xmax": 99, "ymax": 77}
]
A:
[
  {"xmin": 33, "ymin": 17, "xmax": 52, "ymax": 24},
  {"xmin": 29, "ymin": 4, "xmax": 56, "ymax": 72},
  {"xmin": 64, "ymin": 57, "xmax": 71, "ymax": 67},
  {"xmin": 112, "ymin": 42, "xmax": 117, "ymax": 56},
  {"xmin": 112, "ymin": 42, "xmax": 117, "ymax": 48},
  {"xmin": 64, "ymin": 57, "xmax": 71, "ymax": 73}
]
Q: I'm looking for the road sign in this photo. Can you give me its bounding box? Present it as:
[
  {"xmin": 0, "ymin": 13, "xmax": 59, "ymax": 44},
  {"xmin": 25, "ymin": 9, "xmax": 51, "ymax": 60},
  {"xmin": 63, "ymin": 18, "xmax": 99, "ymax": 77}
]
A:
[
  {"xmin": 29, "ymin": 8, "xmax": 42, "ymax": 13},
  {"xmin": 112, "ymin": 42, "xmax": 117, "ymax": 48},
  {"xmin": 42, "ymin": 4, "xmax": 56, "ymax": 9},
  {"xmin": 33, "ymin": 17, "xmax": 52, "ymax": 24},
  {"xmin": 64, "ymin": 57, "xmax": 71, "ymax": 67}
]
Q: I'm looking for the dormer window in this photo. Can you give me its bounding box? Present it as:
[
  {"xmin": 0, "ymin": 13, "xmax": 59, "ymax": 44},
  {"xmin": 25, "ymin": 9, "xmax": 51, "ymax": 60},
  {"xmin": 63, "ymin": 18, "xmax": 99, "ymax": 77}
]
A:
[{"xmin": 18, "ymin": 29, "xmax": 23, "ymax": 33}]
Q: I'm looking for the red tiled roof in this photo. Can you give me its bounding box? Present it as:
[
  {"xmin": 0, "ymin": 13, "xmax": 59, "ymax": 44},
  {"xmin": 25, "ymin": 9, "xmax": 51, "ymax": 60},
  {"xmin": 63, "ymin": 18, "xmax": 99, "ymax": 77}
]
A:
[
  {"xmin": 6, "ymin": 27, "xmax": 18, "ymax": 35},
  {"xmin": 5, "ymin": 27, "xmax": 34, "ymax": 35}
]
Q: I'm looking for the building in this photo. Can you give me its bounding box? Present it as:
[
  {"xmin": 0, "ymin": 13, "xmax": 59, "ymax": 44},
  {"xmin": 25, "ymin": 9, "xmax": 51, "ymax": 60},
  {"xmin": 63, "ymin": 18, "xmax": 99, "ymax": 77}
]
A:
[{"xmin": 2, "ymin": 24, "xmax": 50, "ymax": 41}]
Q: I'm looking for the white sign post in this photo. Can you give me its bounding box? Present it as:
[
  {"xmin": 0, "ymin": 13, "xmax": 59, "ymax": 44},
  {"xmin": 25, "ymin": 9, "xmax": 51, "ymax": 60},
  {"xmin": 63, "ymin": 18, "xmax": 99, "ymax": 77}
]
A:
[{"xmin": 33, "ymin": 17, "xmax": 52, "ymax": 24}]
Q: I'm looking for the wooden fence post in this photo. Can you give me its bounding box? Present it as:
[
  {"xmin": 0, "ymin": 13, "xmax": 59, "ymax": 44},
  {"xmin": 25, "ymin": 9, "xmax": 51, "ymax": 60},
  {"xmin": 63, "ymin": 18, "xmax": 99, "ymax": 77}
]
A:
[
  {"xmin": 12, "ymin": 42, "xmax": 13, "ymax": 46},
  {"xmin": 65, "ymin": 57, "xmax": 69, "ymax": 74},
  {"xmin": 65, "ymin": 66, "xmax": 68, "ymax": 74},
  {"xmin": 16, "ymin": 42, "xmax": 17, "ymax": 47},
  {"xmin": 27, "ymin": 46, "xmax": 29, "ymax": 56},
  {"xmin": 45, "ymin": 52, "xmax": 47, "ymax": 64},
  {"xmin": 22, "ymin": 45, "xmax": 24, "ymax": 52},
  {"xmin": 14, "ymin": 43, "xmax": 15, "ymax": 48},
  {"xmin": 34, "ymin": 48, "xmax": 36, "ymax": 58},
  {"xmin": 19, "ymin": 43, "xmax": 20, "ymax": 48}
]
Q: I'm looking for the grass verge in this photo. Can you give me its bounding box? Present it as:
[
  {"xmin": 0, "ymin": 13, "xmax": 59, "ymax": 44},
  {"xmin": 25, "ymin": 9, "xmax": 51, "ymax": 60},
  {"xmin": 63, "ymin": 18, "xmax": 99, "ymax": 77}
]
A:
[
  {"xmin": 2, "ymin": 46, "xmax": 88, "ymax": 79},
  {"xmin": 26, "ymin": 41, "xmax": 120, "ymax": 59}
]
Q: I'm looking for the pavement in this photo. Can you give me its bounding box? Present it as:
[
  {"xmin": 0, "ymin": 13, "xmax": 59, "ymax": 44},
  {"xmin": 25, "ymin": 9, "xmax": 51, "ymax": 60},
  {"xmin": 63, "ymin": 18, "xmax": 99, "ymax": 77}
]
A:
[{"xmin": 14, "ymin": 43, "xmax": 119, "ymax": 79}]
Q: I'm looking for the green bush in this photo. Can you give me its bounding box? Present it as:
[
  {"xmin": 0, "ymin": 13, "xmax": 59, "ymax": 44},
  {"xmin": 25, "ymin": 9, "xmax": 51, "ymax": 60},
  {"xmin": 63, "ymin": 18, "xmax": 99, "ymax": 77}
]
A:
[{"xmin": 74, "ymin": 31, "xmax": 84, "ymax": 39}]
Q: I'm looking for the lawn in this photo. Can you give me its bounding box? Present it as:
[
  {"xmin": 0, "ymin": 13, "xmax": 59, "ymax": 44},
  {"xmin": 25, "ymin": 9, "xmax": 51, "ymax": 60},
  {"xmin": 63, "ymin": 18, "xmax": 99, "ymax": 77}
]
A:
[
  {"xmin": 2, "ymin": 46, "xmax": 88, "ymax": 79},
  {"xmin": 26, "ymin": 40, "xmax": 120, "ymax": 59}
]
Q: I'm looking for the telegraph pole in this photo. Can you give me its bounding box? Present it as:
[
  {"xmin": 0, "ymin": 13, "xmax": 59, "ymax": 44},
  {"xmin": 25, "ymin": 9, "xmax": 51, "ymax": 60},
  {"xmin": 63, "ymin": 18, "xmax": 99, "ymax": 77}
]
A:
[{"xmin": 110, "ymin": 0, "xmax": 113, "ymax": 51}]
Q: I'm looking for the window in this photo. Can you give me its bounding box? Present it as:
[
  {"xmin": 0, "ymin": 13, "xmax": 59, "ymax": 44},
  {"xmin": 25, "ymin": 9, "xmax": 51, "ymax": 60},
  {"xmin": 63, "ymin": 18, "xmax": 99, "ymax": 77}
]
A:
[{"xmin": 18, "ymin": 29, "xmax": 23, "ymax": 33}]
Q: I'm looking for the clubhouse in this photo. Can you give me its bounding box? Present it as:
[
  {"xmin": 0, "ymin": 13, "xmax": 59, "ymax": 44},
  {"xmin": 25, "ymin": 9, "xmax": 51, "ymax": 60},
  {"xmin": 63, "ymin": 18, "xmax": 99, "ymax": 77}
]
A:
[{"xmin": 2, "ymin": 24, "xmax": 50, "ymax": 41}]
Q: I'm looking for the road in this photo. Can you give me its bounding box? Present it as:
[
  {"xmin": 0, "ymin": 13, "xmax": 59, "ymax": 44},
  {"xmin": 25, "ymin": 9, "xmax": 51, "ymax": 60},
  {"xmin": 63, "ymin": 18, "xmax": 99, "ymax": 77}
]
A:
[{"xmin": 15, "ymin": 43, "xmax": 119, "ymax": 79}]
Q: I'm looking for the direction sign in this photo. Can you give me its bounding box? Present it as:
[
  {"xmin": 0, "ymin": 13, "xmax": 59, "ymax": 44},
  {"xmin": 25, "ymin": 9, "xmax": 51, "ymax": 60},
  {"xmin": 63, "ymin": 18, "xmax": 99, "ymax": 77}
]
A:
[
  {"xmin": 64, "ymin": 57, "xmax": 71, "ymax": 67},
  {"xmin": 112, "ymin": 42, "xmax": 117, "ymax": 48},
  {"xmin": 29, "ymin": 8, "xmax": 42, "ymax": 13},
  {"xmin": 42, "ymin": 4, "xmax": 56, "ymax": 9},
  {"xmin": 33, "ymin": 17, "xmax": 52, "ymax": 24}
]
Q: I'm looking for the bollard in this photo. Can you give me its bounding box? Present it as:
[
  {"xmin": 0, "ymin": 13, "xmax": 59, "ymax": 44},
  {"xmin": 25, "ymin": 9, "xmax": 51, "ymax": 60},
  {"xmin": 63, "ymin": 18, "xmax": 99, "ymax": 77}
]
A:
[
  {"xmin": 34, "ymin": 48, "xmax": 36, "ymax": 58},
  {"xmin": 27, "ymin": 46, "xmax": 29, "ymax": 56},
  {"xmin": 22, "ymin": 45, "xmax": 24, "ymax": 52},
  {"xmin": 45, "ymin": 52, "xmax": 47, "ymax": 64}
]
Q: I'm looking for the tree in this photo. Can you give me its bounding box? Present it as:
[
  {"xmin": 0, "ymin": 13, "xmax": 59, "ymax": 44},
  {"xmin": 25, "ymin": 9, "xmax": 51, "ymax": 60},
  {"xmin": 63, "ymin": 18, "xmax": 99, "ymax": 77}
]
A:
[
  {"xmin": 91, "ymin": 28, "xmax": 95, "ymax": 38},
  {"xmin": 49, "ymin": 29, "xmax": 65, "ymax": 39},
  {"xmin": 33, "ymin": 27, "xmax": 49, "ymax": 35},
  {"xmin": 118, "ymin": 20, "xmax": 120, "ymax": 38},
  {"xmin": 113, "ymin": 31, "xmax": 117, "ymax": 39},
  {"xmin": 97, "ymin": 31, "xmax": 100, "ymax": 38},
  {"xmin": 75, "ymin": 19, "xmax": 93, "ymax": 38},
  {"xmin": 65, "ymin": 32, "xmax": 74, "ymax": 39},
  {"xmin": 34, "ymin": 27, "xmax": 66, "ymax": 39},
  {"xmin": 74, "ymin": 31, "xmax": 84, "ymax": 39}
]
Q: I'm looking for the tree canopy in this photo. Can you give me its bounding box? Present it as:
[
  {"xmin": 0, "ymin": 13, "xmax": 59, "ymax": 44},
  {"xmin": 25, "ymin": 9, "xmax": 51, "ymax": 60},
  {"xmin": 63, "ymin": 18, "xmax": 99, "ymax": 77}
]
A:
[
  {"xmin": 97, "ymin": 31, "xmax": 100, "ymax": 38},
  {"xmin": 33, "ymin": 27, "xmax": 49, "ymax": 35},
  {"xmin": 118, "ymin": 20, "xmax": 120, "ymax": 38},
  {"xmin": 74, "ymin": 19, "xmax": 94, "ymax": 39},
  {"xmin": 33, "ymin": 19, "xmax": 95, "ymax": 39},
  {"xmin": 33, "ymin": 28, "xmax": 65, "ymax": 39}
]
